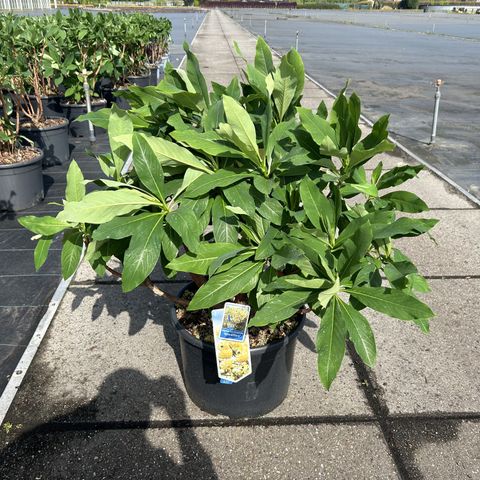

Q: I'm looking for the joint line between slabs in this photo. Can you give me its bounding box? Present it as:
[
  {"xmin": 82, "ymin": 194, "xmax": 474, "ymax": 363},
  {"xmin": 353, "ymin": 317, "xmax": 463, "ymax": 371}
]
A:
[{"xmin": 14, "ymin": 411, "xmax": 480, "ymax": 435}]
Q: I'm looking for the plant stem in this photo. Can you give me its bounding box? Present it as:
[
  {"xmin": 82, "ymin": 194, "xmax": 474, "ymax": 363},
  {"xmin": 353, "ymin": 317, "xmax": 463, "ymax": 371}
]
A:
[{"xmin": 104, "ymin": 265, "xmax": 190, "ymax": 307}]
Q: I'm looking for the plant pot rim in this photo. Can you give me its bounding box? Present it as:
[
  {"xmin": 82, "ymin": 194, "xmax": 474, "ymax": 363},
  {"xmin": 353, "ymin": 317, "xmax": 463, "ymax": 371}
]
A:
[
  {"xmin": 0, "ymin": 147, "xmax": 43, "ymax": 169},
  {"xmin": 60, "ymin": 99, "xmax": 107, "ymax": 108},
  {"xmin": 170, "ymin": 290, "xmax": 306, "ymax": 354},
  {"xmin": 28, "ymin": 93, "xmax": 63, "ymax": 99},
  {"xmin": 19, "ymin": 117, "xmax": 69, "ymax": 132},
  {"xmin": 126, "ymin": 74, "xmax": 150, "ymax": 79}
]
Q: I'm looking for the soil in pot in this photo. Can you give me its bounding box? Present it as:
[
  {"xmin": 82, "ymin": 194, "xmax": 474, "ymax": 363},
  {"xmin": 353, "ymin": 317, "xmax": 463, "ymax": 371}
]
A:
[
  {"xmin": 0, "ymin": 147, "xmax": 44, "ymax": 211},
  {"xmin": 20, "ymin": 117, "xmax": 69, "ymax": 167},
  {"xmin": 60, "ymin": 99, "xmax": 107, "ymax": 138},
  {"xmin": 126, "ymin": 74, "xmax": 150, "ymax": 88},
  {"xmin": 172, "ymin": 286, "xmax": 306, "ymax": 418},
  {"xmin": 28, "ymin": 94, "xmax": 64, "ymax": 118}
]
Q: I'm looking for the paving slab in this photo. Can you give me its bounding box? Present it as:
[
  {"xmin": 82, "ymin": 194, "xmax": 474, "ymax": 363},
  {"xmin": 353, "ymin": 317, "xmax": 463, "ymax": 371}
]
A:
[
  {"xmin": 370, "ymin": 279, "xmax": 480, "ymax": 414},
  {"xmin": 4, "ymin": 283, "xmax": 370, "ymax": 428},
  {"xmin": 391, "ymin": 419, "xmax": 480, "ymax": 480},
  {"xmin": 0, "ymin": 422, "xmax": 398, "ymax": 480},
  {"xmin": 396, "ymin": 210, "xmax": 480, "ymax": 277}
]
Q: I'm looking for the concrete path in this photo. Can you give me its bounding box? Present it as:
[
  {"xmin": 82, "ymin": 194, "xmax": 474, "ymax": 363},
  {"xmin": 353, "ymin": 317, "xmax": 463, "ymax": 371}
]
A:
[{"xmin": 0, "ymin": 10, "xmax": 479, "ymax": 480}]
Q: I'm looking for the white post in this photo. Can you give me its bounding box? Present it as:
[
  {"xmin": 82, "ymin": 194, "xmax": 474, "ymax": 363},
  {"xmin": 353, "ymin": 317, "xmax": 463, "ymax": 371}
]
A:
[
  {"xmin": 83, "ymin": 80, "xmax": 96, "ymax": 144},
  {"xmin": 264, "ymin": 19, "xmax": 267, "ymax": 38},
  {"xmin": 430, "ymin": 79, "xmax": 443, "ymax": 144},
  {"xmin": 295, "ymin": 30, "xmax": 299, "ymax": 50}
]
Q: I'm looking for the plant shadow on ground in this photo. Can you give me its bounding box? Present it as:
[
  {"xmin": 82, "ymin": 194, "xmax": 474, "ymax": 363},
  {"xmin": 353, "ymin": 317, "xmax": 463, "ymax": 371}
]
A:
[
  {"xmin": 0, "ymin": 370, "xmax": 219, "ymax": 480},
  {"xmin": 390, "ymin": 418, "xmax": 463, "ymax": 480}
]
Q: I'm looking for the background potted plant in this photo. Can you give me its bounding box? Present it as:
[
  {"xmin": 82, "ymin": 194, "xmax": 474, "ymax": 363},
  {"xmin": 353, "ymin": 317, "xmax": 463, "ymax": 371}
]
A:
[
  {"xmin": 0, "ymin": 75, "xmax": 43, "ymax": 212},
  {"xmin": 10, "ymin": 16, "xmax": 70, "ymax": 167},
  {"xmin": 59, "ymin": 10, "xmax": 109, "ymax": 138},
  {"xmin": 20, "ymin": 41, "xmax": 436, "ymax": 417}
]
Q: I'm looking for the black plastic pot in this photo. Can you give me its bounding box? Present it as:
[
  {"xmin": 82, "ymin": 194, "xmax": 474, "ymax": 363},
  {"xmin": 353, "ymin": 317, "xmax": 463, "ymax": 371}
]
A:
[
  {"xmin": 170, "ymin": 286, "xmax": 306, "ymax": 418},
  {"xmin": 19, "ymin": 117, "xmax": 69, "ymax": 167},
  {"xmin": 28, "ymin": 94, "xmax": 64, "ymax": 118},
  {"xmin": 148, "ymin": 66, "xmax": 164, "ymax": 86},
  {"xmin": 0, "ymin": 148, "xmax": 44, "ymax": 211},
  {"xmin": 127, "ymin": 74, "xmax": 150, "ymax": 88},
  {"xmin": 60, "ymin": 99, "xmax": 107, "ymax": 138},
  {"xmin": 113, "ymin": 89, "xmax": 131, "ymax": 110}
]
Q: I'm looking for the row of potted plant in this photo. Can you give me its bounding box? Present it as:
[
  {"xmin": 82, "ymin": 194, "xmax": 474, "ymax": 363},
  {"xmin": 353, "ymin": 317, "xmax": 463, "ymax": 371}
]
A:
[
  {"xmin": 20, "ymin": 39, "xmax": 436, "ymax": 417},
  {"xmin": 0, "ymin": 10, "xmax": 171, "ymax": 211}
]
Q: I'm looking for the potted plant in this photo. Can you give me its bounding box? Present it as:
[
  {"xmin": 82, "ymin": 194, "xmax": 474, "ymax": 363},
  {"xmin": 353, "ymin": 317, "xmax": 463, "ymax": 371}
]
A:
[
  {"xmin": 20, "ymin": 40, "xmax": 436, "ymax": 417},
  {"xmin": 0, "ymin": 84, "xmax": 43, "ymax": 212},
  {"xmin": 10, "ymin": 16, "xmax": 70, "ymax": 167},
  {"xmin": 59, "ymin": 10, "xmax": 109, "ymax": 138}
]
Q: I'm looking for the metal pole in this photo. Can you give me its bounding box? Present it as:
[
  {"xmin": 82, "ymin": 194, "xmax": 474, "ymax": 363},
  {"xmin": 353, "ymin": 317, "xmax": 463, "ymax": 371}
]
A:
[
  {"xmin": 430, "ymin": 79, "xmax": 443, "ymax": 145},
  {"xmin": 295, "ymin": 30, "xmax": 299, "ymax": 50},
  {"xmin": 184, "ymin": 17, "xmax": 187, "ymax": 40},
  {"xmin": 264, "ymin": 19, "xmax": 267, "ymax": 39},
  {"xmin": 83, "ymin": 80, "xmax": 96, "ymax": 144}
]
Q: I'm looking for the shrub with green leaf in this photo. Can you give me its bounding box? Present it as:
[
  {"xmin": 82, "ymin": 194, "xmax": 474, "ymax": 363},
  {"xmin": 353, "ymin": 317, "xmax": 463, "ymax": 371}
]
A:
[{"xmin": 20, "ymin": 38, "xmax": 436, "ymax": 389}]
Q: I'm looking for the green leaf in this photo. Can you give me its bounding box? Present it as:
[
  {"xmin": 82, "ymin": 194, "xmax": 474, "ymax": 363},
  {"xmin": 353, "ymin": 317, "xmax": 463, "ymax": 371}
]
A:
[
  {"xmin": 338, "ymin": 221, "xmax": 373, "ymax": 279},
  {"xmin": 254, "ymin": 36, "xmax": 274, "ymax": 75},
  {"xmin": 34, "ymin": 237, "xmax": 53, "ymax": 271},
  {"xmin": 316, "ymin": 299, "xmax": 347, "ymax": 389},
  {"xmin": 297, "ymin": 107, "xmax": 338, "ymax": 153},
  {"xmin": 122, "ymin": 216, "xmax": 163, "ymax": 292},
  {"xmin": 221, "ymin": 95, "xmax": 261, "ymax": 164},
  {"xmin": 249, "ymin": 289, "xmax": 309, "ymax": 327},
  {"xmin": 255, "ymin": 226, "xmax": 278, "ymax": 260},
  {"xmin": 132, "ymin": 133, "xmax": 164, "ymax": 202},
  {"xmin": 188, "ymin": 261, "xmax": 263, "ymax": 310},
  {"xmin": 166, "ymin": 242, "xmax": 240, "ymax": 275},
  {"xmin": 185, "ymin": 169, "xmax": 251, "ymax": 198},
  {"xmin": 337, "ymin": 299, "xmax": 376, "ymax": 367},
  {"xmin": 377, "ymin": 165, "xmax": 423, "ymax": 190},
  {"xmin": 166, "ymin": 207, "xmax": 202, "ymax": 252},
  {"xmin": 65, "ymin": 160, "xmax": 85, "ymax": 202},
  {"xmin": 18, "ymin": 215, "xmax": 70, "ymax": 236},
  {"xmin": 380, "ymin": 191, "xmax": 429, "ymax": 213},
  {"xmin": 212, "ymin": 196, "xmax": 238, "ymax": 244},
  {"xmin": 171, "ymin": 129, "xmax": 240, "ymax": 157},
  {"xmin": 272, "ymin": 55, "xmax": 297, "ymax": 121},
  {"xmin": 61, "ymin": 190, "xmax": 159, "ymax": 225},
  {"xmin": 348, "ymin": 286, "xmax": 435, "ymax": 320},
  {"xmin": 299, "ymin": 176, "xmax": 334, "ymax": 234},
  {"xmin": 61, "ymin": 230, "xmax": 83, "ymax": 279},
  {"xmin": 93, "ymin": 213, "xmax": 163, "ymax": 241},
  {"xmin": 257, "ymin": 197, "xmax": 284, "ymax": 226},
  {"xmin": 183, "ymin": 42, "xmax": 210, "ymax": 107},
  {"xmin": 373, "ymin": 217, "xmax": 438, "ymax": 239},
  {"xmin": 141, "ymin": 134, "xmax": 212, "ymax": 173}
]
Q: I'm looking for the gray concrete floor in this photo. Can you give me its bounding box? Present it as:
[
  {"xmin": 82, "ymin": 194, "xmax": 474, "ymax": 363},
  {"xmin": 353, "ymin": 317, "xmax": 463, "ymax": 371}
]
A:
[{"xmin": 0, "ymin": 10, "xmax": 479, "ymax": 480}]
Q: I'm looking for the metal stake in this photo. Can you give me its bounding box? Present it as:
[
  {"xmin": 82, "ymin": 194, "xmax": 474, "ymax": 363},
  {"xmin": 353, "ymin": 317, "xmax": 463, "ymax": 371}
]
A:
[
  {"xmin": 83, "ymin": 80, "xmax": 96, "ymax": 144},
  {"xmin": 430, "ymin": 79, "xmax": 443, "ymax": 145},
  {"xmin": 295, "ymin": 30, "xmax": 299, "ymax": 50},
  {"xmin": 264, "ymin": 19, "xmax": 267, "ymax": 39},
  {"xmin": 184, "ymin": 17, "xmax": 187, "ymax": 40}
]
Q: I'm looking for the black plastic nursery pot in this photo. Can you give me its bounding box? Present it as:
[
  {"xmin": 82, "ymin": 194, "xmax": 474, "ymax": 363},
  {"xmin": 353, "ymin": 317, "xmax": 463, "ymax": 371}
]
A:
[
  {"xmin": 0, "ymin": 148, "xmax": 44, "ymax": 211},
  {"xmin": 127, "ymin": 74, "xmax": 150, "ymax": 88},
  {"xmin": 113, "ymin": 89, "xmax": 131, "ymax": 111},
  {"xmin": 60, "ymin": 99, "xmax": 107, "ymax": 138},
  {"xmin": 148, "ymin": 66, "xmax": 164, "ymax": 86},
  {"xmin": 19, "ymin": 117, "xmax": 69, "ymax": 167},
  {"xmin": 28, "ymin": 94, "xmax": 64, "ymax": 118},
  {"xmin": 170, "ymin": 286, "xmax": 306, "ymax": 418}
]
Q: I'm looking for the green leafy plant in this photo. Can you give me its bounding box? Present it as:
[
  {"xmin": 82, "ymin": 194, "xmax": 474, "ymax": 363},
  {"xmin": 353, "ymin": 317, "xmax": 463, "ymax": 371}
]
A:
[{"xmin": 20, "ymin": 39, "xmax": 436, "ymax": 389}]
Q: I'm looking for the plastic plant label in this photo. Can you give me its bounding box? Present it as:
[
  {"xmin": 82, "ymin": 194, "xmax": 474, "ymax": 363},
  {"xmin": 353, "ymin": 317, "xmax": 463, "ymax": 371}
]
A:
[
  {"xmin": 219, "ymin": 302, "xmax": 251, "ymax": 342},
  {"xmin": 212, "ymin": 308, "xmax": 252, "ymax": 384}
]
